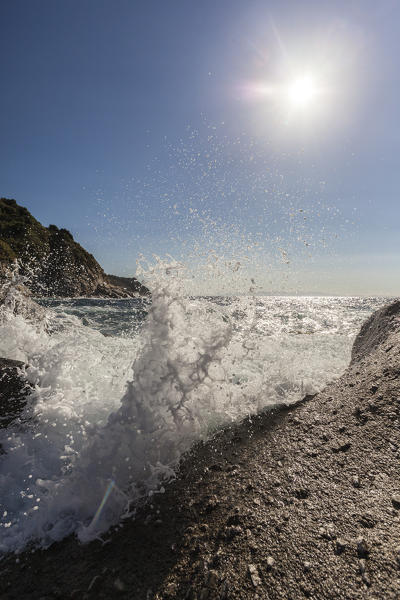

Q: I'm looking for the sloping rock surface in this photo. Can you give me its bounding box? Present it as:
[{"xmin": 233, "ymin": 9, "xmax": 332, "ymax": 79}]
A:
[
  {"xmin": 0, "ymin": 198, "xmax": 149, "ymax": 298},
  {"xmin": 0, "ymin": 302, "xmax": 400, "ymax": 599}
]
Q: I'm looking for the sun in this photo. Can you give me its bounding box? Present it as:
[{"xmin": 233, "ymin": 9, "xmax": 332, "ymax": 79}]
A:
[{"xmin": 287, "ymin": 75, "xmax": 319, "ymax": 108}]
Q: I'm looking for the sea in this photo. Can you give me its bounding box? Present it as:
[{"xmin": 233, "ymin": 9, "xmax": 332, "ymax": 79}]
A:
[{"xmin": 0, "ymin": 279, "xmax": 390, "ymax": 553}]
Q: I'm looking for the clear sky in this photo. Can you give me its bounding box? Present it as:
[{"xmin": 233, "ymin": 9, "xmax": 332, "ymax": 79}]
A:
[{"xmin": 1, "ymin": 0, "xmax": 399, "ymax": 295}]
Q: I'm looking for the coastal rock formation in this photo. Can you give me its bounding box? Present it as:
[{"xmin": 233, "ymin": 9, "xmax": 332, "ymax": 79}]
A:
[
  {"xmin": 0, "ymin": 358, "xmax": 30, "ymax": 431},
  {"xmin": 0, "ymin": 301, "xmax": 400, "ymax": 599},
  {"xmin": 0, "ymin": 279, "xmax": 48, "ymax": 325},
  {"xmin": 0, "ymin": 198, "xmax": 149, "ymax": 298}
]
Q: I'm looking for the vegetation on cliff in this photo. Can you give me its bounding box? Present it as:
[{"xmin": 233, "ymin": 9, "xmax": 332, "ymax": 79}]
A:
[{"xmin": 0, "ymin": 198, "xmax": 149, "ymax": 297}]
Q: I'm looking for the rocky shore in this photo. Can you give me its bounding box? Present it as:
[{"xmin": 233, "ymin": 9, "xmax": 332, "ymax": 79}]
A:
[
  {"xmin": 0, "ymin": 198, "xmax": 150, "ymax": 298},
  {"xmin": 0, "ymin": 301, "xmax": 399, "ymax": 599}
]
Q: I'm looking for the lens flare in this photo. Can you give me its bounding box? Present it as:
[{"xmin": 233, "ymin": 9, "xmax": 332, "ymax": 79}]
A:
[{"xmin": 287, "ymin": 75, "xmax": 318, "ymax": 108}]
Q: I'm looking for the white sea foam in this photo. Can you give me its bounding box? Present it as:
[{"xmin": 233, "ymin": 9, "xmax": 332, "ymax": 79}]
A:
[{"xmin": 0, "ymin": 262, "xmax": 386, "ymax": 552}]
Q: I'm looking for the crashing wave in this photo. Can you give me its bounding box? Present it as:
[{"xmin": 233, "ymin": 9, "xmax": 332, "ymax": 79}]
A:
[{"xmin": 0, "ymin": 259, "xmax": 383, "ymax": 552}]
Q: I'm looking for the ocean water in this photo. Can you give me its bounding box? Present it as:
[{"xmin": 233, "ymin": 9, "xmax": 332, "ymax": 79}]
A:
[{"xmin": 0, "ymin": 277, "xmax": 389, "ymax": 553}]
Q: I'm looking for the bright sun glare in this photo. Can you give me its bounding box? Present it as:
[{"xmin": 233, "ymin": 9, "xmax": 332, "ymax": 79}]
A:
[{"xmin": 287, "ymin": 75, "xmax": 319, "ymax": 108}]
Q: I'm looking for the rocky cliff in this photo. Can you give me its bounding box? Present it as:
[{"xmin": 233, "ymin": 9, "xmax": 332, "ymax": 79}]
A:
[{"xmin": 0, "ymin": 198, "xmax": 149, "ymax": 298}]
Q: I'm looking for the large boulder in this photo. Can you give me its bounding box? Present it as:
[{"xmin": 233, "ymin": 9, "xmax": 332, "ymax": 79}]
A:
[{"xmin": 352, "ymin": 300, "xmax": 400, "ymax": 362}]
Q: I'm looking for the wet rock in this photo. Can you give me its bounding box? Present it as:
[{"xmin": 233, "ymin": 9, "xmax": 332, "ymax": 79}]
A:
[{"xmin": 0, "ymin": 358, "xmax": 31, "ymax": 430}]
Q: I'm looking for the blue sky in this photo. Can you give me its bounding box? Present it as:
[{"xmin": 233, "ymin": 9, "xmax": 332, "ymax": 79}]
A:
[{"xmin": 1, "ymin": 0, "xmax": 399, "ymax": 294}]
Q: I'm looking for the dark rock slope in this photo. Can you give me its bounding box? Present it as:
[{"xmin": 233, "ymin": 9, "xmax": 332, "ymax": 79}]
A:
[
  {"xmin": 0, "ymin": 198, "xmax": 149, "ymax": 298},
  {"xmin": 0, "ymin": 358, "xmax": 30, "ymax": 431},
  {"xmin": 0, "ymin": 302, "xmax": 400, "ymax": 599}
]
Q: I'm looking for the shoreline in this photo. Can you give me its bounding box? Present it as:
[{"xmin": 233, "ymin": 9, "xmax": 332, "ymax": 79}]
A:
[{"xmin": 0, "ymin": 302, "xmax": 399, "ymax": 598}]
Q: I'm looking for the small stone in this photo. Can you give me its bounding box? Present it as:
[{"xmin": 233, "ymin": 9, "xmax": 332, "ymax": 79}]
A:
[
  {"xmin": 356, "ymin": 537, "xmax": 370, "ymax": 559},
  {"xmin": 391, "ymin": 494, "xmax": 400, "ymax": 509},
  {"xmin": 248, "ymin": 564, "xmax": 262, "ymax": 587},
  {"xmin": 335, "ymin": 539, "xmax": 347, "ymax": 555},
  {"xmin": 332, "ymin": 440, "xmax": 351, "ymax": 453},
  {"xmin": 266, "ymin": 556, "xmax": 275, "ymax": 569},
  {"xmin": 303, "ymin": 561, "xmax": 312, "ymax": 572},
  {"xmin": 352, "ymin": 475, "xmax": 361, "ymax": 488},
  {"xmin": 319, "ymin": 523, "xmax": 336, "ymax": 540}
]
